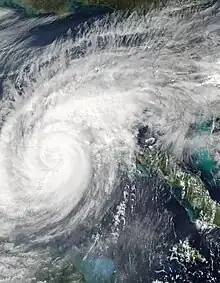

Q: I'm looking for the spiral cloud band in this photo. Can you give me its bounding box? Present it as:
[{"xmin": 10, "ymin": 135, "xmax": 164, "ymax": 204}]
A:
[
  {"xmin": 1, "ymin": 2, "xmax": 220, "ymax": 281},
  {"xmin": 0, "ymin": 31, "xmax": 148, "ymax": 241}
]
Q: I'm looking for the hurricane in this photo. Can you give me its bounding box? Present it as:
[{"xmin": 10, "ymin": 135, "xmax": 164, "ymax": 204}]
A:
[{"xmin": 1, "ymin": 1, "xmax": 220, "ymax": 282}]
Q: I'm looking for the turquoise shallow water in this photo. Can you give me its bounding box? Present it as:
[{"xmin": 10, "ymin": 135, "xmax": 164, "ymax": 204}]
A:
[
  {"xmin": 1, "ymin": 1, "xmax": 220, "ymax": 282},
  {"xmin": 0, "ymin": 0, "xmax": 44, "ymax": 15}
]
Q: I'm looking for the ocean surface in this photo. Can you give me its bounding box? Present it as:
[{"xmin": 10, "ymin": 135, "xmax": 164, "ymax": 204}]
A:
[{"xmin": 1, "ymin": 1, "xmax": 220, "ymax": 282}]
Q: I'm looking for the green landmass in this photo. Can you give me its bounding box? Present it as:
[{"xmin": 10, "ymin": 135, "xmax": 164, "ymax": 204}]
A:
[
  {"xmin": 2, "ymin": 0, "xmax": 213, "ymax": 17},
  {"xmin": 171, "ymin": 239, "xmax": 207, "ymax": 264},
  {"xmin": 88, "ymin": 0, "xmax": 159, "ymax": 10},
  {"xmin": 13, "ymin": 0, "xmax": 161, "ymax": 15},
  {"xmin": 21, "ymin": 0, "xmax": 69, "ymax": 13},
  {"xmin": 136, "ymin": 147, "xmax": 220, "ymax": 228}
]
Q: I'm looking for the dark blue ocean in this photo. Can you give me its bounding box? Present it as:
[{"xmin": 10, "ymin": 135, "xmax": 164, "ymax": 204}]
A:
[{"xmin": 0, "ymin": 1, "xmax": 220, "ymax": 282}]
